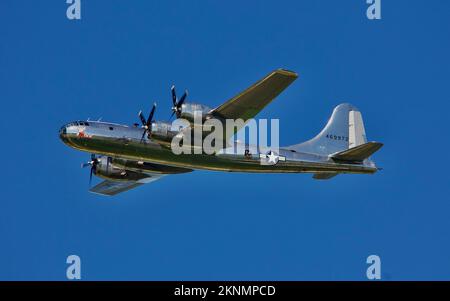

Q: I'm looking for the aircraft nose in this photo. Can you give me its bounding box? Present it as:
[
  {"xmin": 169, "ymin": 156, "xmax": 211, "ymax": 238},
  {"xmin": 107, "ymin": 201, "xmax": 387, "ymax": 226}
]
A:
[{"xmin": 59, "ymin": 125, "xmax": 68, "ymax": 141}]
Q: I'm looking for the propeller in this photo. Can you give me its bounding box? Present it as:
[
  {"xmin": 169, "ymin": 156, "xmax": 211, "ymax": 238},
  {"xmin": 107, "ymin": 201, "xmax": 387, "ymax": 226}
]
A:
[
  {"xmin": 170, "ymin": 85, "xmax": 188, "ymax": 119},
  {"xmin": 81, "ymin": 154, "xmax": 100, "ymax": 186},
  {"xmin": 138, "ymin": 103, "xmax": 157, "ymax": 142}
]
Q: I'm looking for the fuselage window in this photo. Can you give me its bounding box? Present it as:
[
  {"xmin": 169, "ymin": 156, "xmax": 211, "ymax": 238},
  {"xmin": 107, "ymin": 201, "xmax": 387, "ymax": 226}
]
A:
[{"xmin": 109, "ymin": 127, "xmax": 114, "ymax": 131}]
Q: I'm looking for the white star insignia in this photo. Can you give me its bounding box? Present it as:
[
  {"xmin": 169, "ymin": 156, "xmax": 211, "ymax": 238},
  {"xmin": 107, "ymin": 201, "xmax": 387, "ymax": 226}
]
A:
[
  {"xmin": 259, "ymin": 151, "xmax": 286, "ymax": 165},
  {"xmin": 267, "ymin": 152, "xmax": 278, "ymax": 163}
]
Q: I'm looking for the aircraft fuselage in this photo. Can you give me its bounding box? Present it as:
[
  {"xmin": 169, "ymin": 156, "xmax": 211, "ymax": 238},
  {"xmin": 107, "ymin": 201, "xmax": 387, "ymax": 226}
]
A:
[{"xmin": 59, "ymin": 120, "xmax": 377, "ymax": 175}]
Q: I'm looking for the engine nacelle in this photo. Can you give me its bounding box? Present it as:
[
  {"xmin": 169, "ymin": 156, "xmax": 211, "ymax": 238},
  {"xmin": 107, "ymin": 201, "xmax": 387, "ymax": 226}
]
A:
[
  {"xmin": 94, "ymin": 156, "xmax": 146, "ymax": 181},
  {"xmin": 151, "ymin": 121, "xmax": 173, "ymax": 138},
  {"xmin": 150, "ymin": 121, "xmax": 180, "ymax": 146},
  {"xmin": 179, "ymin": 103, "xmax": 212, "ymax": 122}
]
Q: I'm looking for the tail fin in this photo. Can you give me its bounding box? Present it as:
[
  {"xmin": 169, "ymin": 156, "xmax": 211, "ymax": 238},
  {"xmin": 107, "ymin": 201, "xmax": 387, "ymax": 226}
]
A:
[{"xmin": 287, "ymin": 103, "xmax": 377, "ymax": 156}]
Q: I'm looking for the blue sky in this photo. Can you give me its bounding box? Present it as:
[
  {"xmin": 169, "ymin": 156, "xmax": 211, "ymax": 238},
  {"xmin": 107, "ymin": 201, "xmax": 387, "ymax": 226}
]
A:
[{"xmin": 1, "ymin": 0, "xmax": 450, "ymax": 280}]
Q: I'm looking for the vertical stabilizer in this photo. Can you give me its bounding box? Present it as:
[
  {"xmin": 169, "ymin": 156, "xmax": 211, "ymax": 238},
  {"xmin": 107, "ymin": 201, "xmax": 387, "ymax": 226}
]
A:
[{"xmin": 286, "ymin": 103, "xmax": 368, "ymax": 155}]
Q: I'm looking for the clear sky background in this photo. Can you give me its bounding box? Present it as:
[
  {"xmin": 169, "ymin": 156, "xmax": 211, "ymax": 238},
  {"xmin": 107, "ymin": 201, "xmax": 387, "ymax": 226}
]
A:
[{"xmin": 1, "ymin": 1, "xmax": 449, "ymax": 280}]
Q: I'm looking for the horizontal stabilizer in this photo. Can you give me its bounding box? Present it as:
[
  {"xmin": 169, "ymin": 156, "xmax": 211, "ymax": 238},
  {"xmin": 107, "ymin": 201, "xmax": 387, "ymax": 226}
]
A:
[
  {"xmin": 313, "ymin": 173, "xmax": 338, "ymax": 180},
  {"xmin": 331, "ymin": 142, "xmax": 383, "ymax": 162}
]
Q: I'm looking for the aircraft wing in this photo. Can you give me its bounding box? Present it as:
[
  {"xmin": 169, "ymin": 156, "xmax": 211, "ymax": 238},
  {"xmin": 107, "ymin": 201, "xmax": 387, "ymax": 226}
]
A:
[
  {"xmin": 89, "ymin": 174, "xmax": 166, "ymax": 196},
  {"xmin": 211, "ymin": 69, "xmax": 298, "ymax": 139}
]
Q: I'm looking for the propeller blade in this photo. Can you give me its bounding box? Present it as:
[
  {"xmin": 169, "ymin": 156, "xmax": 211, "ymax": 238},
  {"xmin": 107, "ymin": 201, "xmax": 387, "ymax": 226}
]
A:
[
  {"xmin": 178, "ymin": 90, "xmax": 188, "ymax": 107},
  {"xmin": 147, "ymin": 103, "xmax": 156, "ymax": 127},
  {"xmin": 138, "ymin": 110, "xmax": 147, "ymax": 126},
  {"xmin": 170, "ymin": 86, "xmax": 187, "ymax": 119},
  {"xmin": 89, "ymin": 165, "xmax": 94, "ymax": 186},
  {"xmin": 171, "ymin": 85, "xmax": 177, "ymax": 107},
  {"xmin": 83, "ymin": 154, "xmax": 99, "ymax": 186},
  {"xmin": 140, "ymin": 130, "xmax": 147, "ymax": 143}
]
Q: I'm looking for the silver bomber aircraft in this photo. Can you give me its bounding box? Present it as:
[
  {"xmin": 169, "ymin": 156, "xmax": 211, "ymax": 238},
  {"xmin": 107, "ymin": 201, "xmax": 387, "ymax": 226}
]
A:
[{"xmin": 59, "ymin": 69, "xmax": 383, "ymax": 196}]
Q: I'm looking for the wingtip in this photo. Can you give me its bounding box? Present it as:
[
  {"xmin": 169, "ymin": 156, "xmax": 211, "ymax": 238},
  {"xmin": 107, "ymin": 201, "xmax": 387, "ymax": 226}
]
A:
[
  {"xmin": 369, "ymin": 141, "xmax": 384, "ymax": 148},
  {"xmin": 276, "ymin": 68, "xmax": 299, "ymax": 78}
]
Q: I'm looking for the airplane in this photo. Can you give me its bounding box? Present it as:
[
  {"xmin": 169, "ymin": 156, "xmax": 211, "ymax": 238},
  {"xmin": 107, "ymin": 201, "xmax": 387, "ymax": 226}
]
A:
[{"xmin": 59, "ymin": 69, "xmax": 383, "ymax": 196}]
